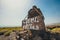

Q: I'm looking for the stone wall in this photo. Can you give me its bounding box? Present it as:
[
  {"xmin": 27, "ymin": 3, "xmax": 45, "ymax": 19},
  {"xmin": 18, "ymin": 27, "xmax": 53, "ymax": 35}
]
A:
[{"xmin": 22, "ymin": 6, "xmax": 45, "ymax": 31}]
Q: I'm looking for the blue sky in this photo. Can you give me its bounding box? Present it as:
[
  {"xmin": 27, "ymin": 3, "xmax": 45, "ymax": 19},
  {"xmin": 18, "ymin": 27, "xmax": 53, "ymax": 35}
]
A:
[
  {"xmin": 33, "ymin": 0, "xmax": 60, "ymax": 25},
  {"xmin": 0, "ymin": 0, "xmax": 60, "ymax": 27}
]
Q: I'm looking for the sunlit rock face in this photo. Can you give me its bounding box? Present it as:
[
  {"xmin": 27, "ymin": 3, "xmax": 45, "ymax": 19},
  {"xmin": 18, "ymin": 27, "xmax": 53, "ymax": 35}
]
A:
[{"xmin": 22, "ymin": 6, "xmax": 45, "ymax": 30}]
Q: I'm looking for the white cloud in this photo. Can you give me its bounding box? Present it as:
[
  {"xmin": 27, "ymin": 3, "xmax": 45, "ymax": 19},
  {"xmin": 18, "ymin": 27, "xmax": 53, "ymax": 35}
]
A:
[{"xmin": 0, "ymin": 0, "xmax": 33, "ymax": 27}]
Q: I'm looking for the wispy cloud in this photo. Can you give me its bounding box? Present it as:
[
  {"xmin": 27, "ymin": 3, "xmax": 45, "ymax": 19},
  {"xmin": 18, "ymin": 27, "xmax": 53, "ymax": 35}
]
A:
[{"xmin": 0, "ymin": 0, "xmax": 33, "ymax": 27}]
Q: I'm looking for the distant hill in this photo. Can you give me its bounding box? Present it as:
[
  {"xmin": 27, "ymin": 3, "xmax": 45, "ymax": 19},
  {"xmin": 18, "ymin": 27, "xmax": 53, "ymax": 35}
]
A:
[
  {"xmin": 46, "ymin": 23, "xmax": 60, "ymax": 28},
  {"xmin": 53, "ymin": 23, "xmax": 60, "ymax": 26},
  {"xmin": 45, "ymin": 23, "xmax": 60, "ymax": 33}
]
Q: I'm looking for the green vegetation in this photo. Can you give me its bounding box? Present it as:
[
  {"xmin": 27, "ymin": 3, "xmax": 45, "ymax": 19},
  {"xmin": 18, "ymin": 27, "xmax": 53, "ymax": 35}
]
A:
[
  {"xmin": 51, "ymin": 28, "xmax": 60, "ymax": 33},
  {"xmin": 46, "ymin": 23, "xmax": 60, "ymax": 33},
  {"xmin": 0, "ymin": 27, "xmax": 24, "ymax": 36}
]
